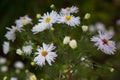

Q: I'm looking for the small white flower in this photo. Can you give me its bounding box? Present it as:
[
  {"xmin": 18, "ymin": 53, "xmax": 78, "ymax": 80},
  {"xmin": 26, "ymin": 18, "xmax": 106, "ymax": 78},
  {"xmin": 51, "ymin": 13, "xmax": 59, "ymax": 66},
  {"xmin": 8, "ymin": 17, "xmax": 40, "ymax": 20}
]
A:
[
  {"xmin": 69, "ymin": 39, "xmax": 77, "ymax": 49},
  {"xmin": 89, "ymin": 25, "xmax": 96, "ymax": 33},
  {"xmin": 80, "ymin": 57, "xmax": 86, "ymax": 61},
  {"xmin": 0, "ymin": 57, "xmax": 7, "ymax": 64},
  {"xmin": 0, "ymin": 66, "xmax": 8, "ymax": 72},
  {"xmin": 10, "ymin": 77, "xmax": 18, "ymax": 80},
  {"xmin": 63, "ymin": 36, "xmax": 71, "ymax": 44},
  {"xmin": 15, "ymin": 15, "xmax": 32, "ymax": 27},
  {"xmin": 22, "ymin": 45, "xmax": 33, "ymax": 55},
  {"xmin": 3, "ymin": 41, "xmax": 10, "ymax": 54},
  {"xmin": 95, "ymin": 22, "xmax": 105, "ymax": 31},
  {"xmin": 58, "ymin": 14, "xmax": 80, "ymax": 26},
  {"xmin": 60, "ymin": 6, "xmax": 79, "ymax": 14},
  {"xmin": 32, "ymin": 23, "xmax": 48, "ymax": 34},
  {"xmin": 5, "ymin": 31, "xmax": 16, "ymax": 42},
  {"xmin": 34, "ymin": 43, "xmax": 57, "ymax": 66},
  {"xmin": 14, "ymin": 61, "xmax": 24, "ymax": 69},
  {"xmin": 91, "ymin": 31, "xmax": 116, "ymax": 55},
  {"xmin": 5, "ymin": 26, "xmax": 24, "ymax": 42},
  {"xmin": 39, "ymin": 11, "xmax": 59, "ymax": 28},
  {"xmin": 81, "ymin": 25, "xmax": 88, "ymax": 32},
  {"xmin": 16, "ymin": 49, "xmax": 23, "ymax": 55},
  {"xmin": 116, "ymin": 19, "xmax": 120, "ymax": 26}
]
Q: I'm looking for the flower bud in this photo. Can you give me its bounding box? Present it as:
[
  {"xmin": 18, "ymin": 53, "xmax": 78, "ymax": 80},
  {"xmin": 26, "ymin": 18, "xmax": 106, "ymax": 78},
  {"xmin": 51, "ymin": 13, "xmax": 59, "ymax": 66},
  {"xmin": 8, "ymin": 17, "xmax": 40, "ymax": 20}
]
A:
[
  {"xmin": 50, "ymin": 4, "xmax": 55, "ymax": 9},
  {"xmin": 69, "ymin": 39, "xmax": 77, "ymax": 49},
  {"xmin": 50, "ymin": 27, "xmax": 54, "ymax": 31},
  {"xmin": 16, "ymin": 49, "xmax": 23, "ymax": 55},
  {"xmin": 84, "ymin": 13, "xmax": 91, "ymax": 19},
  {"xmin": 36, "ymin": 14, "xmax": 41, "ymax": 19},
  {"xmin": 81, "ymin": 25, "xmax": 88, "ymax": 32},
  {"xmin": 31, "ymin": 62, "xmax": 35, "ymax": 66},
  {"xmin": 1, "ymin": 66, "xmax": 8, "ymax": 73},
  {"xmin": 63, "ymin": 36, "xmax": 71, "ymax": 44}
]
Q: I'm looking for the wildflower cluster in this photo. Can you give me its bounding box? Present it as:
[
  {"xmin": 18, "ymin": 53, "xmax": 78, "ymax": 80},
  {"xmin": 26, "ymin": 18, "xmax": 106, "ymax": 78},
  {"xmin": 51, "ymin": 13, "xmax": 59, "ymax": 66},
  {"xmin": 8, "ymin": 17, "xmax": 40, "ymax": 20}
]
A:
[{"xmin": 2, "ymin": 5, "xmax": 117, "ymax": 79}]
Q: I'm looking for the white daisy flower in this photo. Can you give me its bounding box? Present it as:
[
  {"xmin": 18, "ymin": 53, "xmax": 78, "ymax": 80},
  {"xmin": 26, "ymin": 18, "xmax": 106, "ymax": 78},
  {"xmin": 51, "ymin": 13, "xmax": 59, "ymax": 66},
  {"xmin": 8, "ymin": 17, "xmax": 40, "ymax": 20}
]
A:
[
  {"xmin": 58, "ymin": 14, "xmax": 80, "ymax": 26},
  {"xmin": 60, "ymin": 6, "xmax": 79, "ymax": 14},
  {"xmin": 32, "ymin": 23, "xmax": 48, "ymax": 34},
  {"xmin": 22, "ymin": 45, "xmax": 33, "ymax": 55},
  {"xmin": 89, "ymin": 25, "xmax": 96, "ymax": 33},
  {"xmin": 3, "ymin": 41, "xmax": 10, "ymax": 54},
  {"xmin": 91, "ymin": 31, "xmax": 116, "ymax": 55},
  {"xmin": 15, "ymin": 15, "xmax": 32, "ymax": 27},
  {"xmin": 5, "ymin": 31, "xmax": 16, "ymax": 42},
  {"xmin": 116, "ymin": 19, "xmax": 120, "ymax": 26},
  {"xmin": 5, "ymin": 26, "xmax": 24, "ymax": 42},
  {"xmin": 10, "ymin": 77, "xmax": 18, "ymax": 80},
  {"xmin": 0, "ymin": 66, "xmax": 8, "ymax": 73},
  {"xmin": 34, "ymin": 43, "xmax": 57, "ymax": 66},
  {"xmin": 0, "ymin": 57, "xmax": 7, "ymax": 64},
  {"xmin": 95, "ymin": 22, "xmax": 105, "ymax": 31},
  {"xmin": 39, "ymin": 10, "xmax": 59, "ymax": 28},
  {"xmin": 14, "ymin": 61, "xmax": 24, "ymax": 69}
]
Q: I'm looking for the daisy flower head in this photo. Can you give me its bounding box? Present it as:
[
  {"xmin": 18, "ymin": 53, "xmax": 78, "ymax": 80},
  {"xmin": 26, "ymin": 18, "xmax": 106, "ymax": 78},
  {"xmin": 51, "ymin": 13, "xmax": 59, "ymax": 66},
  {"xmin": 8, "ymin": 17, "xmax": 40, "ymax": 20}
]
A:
[
  {"xmin": 32, "ymin": 23, "xmax": 48, "ymax": 34},
  {"xmin": 14, "ymin": 61, "xmax": 24, "ymax": 69},
  {"xmin": 5, "ymin": 30, "xmax": 16, "ymax": 42},
  {"xmin": 58, "ymin": 14, "xmax": 80, "ymax": 27},
  {"xmin": 22, "ymin": 45, "xmax": 33, "ymax": 55},
  {"xmin": 0, "ymin": 57, "xmax": 7, "ymax": 64},
  {"xmin": 10, "ymin": 77, "xmax": 18, "ymax": 80},
  {"xmin": 91, "ymin": 31, "xmax": 116, "ymax": 55},
  {"xmin": 3, "ymin": 41, "xmax": 10, "ymax": 54},
  {"xmin": 5, "ymin": 26, "xmax": 24, "ymax": 42},
  {"xmin": 116, "ymin": 19, "xmax": 120, "ymax": 26},
  {"xmin": 95, "ymin": 22, "xmax": 105, "ymax": 31},
  {"xmin": 60, "ymin": 6, "xmax": 79, "ymax": 14},
  {"xmin": 34, "ymin": 43, "xmax": 57, "ymax": 67},
  {"xmin": 39, "ymin": 10, "xmax": 59, "ymax": 28},
  {"xmin": 15, "ymin": 15, "xmax": 32, "ymax": 27}
]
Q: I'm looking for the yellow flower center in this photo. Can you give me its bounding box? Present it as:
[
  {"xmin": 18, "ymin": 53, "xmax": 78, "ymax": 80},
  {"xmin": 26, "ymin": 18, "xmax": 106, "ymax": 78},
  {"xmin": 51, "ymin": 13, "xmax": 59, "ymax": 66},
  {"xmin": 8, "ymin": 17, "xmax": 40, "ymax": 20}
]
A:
[
  {"xmin": 22, "ymin": 17, "xmax": 28, "ymax": 25},
  {"xmin": 41, "ymin": 50, "xmax": 48, "ymax": 57},
  {"xmin": 65, "ymin": 15, "xmax": 71, "ymax": 21},
  {"xmin": 45, "ymin": 17, "xmax": 51, "ymax": 23},
  {"xmin": 102, "ymin": 39, "xmax": 109, "ymax": 45},
  {"xmin": 66, "ymin": 7, "xmax": 71, "ymax": 11}
]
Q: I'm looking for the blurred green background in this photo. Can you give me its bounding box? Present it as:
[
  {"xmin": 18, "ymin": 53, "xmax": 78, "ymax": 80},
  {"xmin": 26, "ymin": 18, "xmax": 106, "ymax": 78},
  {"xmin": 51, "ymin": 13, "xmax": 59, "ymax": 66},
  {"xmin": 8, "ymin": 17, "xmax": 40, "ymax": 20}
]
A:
[{"xmin": 0, "ymin": 0, "xmax": 120, "ymax": 80}]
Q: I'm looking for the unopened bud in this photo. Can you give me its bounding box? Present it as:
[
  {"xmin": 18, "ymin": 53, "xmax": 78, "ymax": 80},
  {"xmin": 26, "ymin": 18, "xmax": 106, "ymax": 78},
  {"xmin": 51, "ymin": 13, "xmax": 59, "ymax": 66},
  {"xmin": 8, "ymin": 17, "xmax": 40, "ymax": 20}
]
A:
[
  {"xmin": 36, "ymin": 14, "xmax": 41, "ymax": 19},
  {"xmin": 50, "ymin": 4, "xmax": 55, "ymax": 9},
  {"xmin": 16, "ymin": 49, "xmax": 23, "ymax": 55},
  {"xmin": 31, "ymin": 62, "xmax": 35, "ymax": 66},
  {"xmin": 69, "ymin": 39, "xmax": 77, "ymax": 49},
  {"xmin": 63, "ymin": 36, "xmax": 71, "ymax": 44},
  {"xmin": 50, "ymin": 27, "xmax": 54, "ymax": 31},
  {"xmin": 84, "ymin": 13, "xmax": 91, "ymax": 19},
  {"xmin": 81, "ymin": 25, "xmax": 88, "ymax": 32}
]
